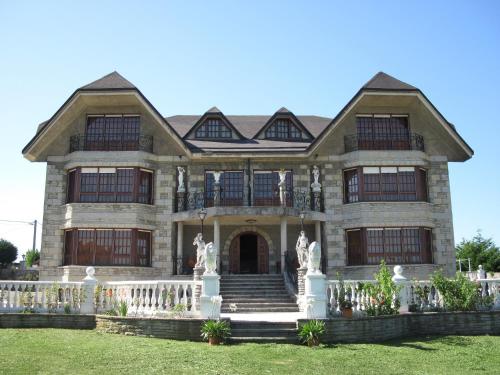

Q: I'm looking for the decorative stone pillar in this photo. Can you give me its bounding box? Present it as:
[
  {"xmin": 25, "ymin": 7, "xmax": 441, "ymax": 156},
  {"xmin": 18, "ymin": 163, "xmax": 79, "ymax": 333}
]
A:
[
  {"xmin": 303, "ymin": 242, "xmax": 327, "ymax": 319},
  {"xmin": 176, "ymin": 222, "xmax": 184, "ymax": 275},
  {"xmin": 213, "ymin": 218, "xmax": 221, "ymax": 273},
  {"xmin": 176, "ymin": 192, "xmax": 186, "ymax": 212},
  {"xmin": 280, "ymin": 217, "xmax": 287, "ymax": 272},
  {"xmin": 81, "ymin": 267, "xmax": 97, "ymax": 315},
  {"xmin": 200, "ymin": 274, "xmax": 221, "ymax": 319},
  {"xmin": 392, "ymin": 265, "xmax": 410, "ymax": 314},
  {"xmin": 193, "ymin": 266, "xmax": 205, "ymax": 310},
  {"xmin": 297, "ymin": 266, "xmax": 308, "ymax": 311}
]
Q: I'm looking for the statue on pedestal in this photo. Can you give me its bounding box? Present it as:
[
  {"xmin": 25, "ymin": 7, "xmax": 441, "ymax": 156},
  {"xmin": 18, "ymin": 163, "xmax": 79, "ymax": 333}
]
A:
[
  {"xmin": 311, "ymin": 165, "xmax": 321, "ymax": 192},
  {"xmin": 193, "ymin": 233, "xmax": 206, "ymax": 268},
  {"xmin": 177, "ymin": 166, "xmax": 186, "ymax": 193},
  {"xmin": 278, "ymin": 169, "xmax": 287, "ymax": 205},
  {"xmin": 204, "ymin": 242, "xmax": 218, "ymax": 275},
  {"xmin": 296, "ymin": 231, "xmax": 309, "ymax": 268},
  {"xmin": 307, "ymin": 241, "xmax": 321, "ymax": 274}
]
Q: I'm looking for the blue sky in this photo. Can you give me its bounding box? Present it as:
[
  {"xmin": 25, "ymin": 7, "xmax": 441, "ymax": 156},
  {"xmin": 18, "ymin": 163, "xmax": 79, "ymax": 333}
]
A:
[{"xmin": 0, "ymin": 1, "xmax": 499, "ymax": 258}]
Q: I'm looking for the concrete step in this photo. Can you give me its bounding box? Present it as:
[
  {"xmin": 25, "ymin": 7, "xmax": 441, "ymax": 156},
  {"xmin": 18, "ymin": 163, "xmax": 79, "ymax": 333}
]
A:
[
  {"xmin": 222, "ymin": 297, "xmax": 295, "ymax": 303},
  {"xmin": 231, "ymin": 329, "xmax": 297, "ymax": 338},
  {"xmin": 222, "ymin": 306, "xmax": 299, "ymax": 313},
  {"xmin": 222, "ymin": 302, "xmax": 297, "ymax": 308},
  {"xmin": 229, "ymin": 336, "xmax": 299, "ymax": 344},
  {"xmin": 231, "ymin": 321, "xmax": 297, "ymax": 329}
]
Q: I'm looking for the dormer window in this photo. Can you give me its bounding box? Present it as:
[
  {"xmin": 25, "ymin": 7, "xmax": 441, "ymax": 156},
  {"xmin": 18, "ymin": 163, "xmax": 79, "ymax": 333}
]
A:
[
  {"xmin": 195, "ymin": 118, "xmax": 232, "ymax": 139},
  {"xmin": 265, "ymin": 119, "xmax": 302, "ymax": 140}
]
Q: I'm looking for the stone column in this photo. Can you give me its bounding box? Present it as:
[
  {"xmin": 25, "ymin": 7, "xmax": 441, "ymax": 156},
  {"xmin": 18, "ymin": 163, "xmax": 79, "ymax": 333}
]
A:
[
  {"xmin": 176, "ymin": 222, "xmax": 184, "ymax": 275},
  {"xmin": 80, "ymin": 267, "xmax": 97, "ymax": 315},
  {"xmin": 297, "ymin": 266, "xmax": 308, "ymax": 311},
  {"xmin": 315, "ymin": 221, "xmax": 321, "ymax": 246},
  {"xmin": 193, "ymin": 266, "xmax": 205, "ymax": 310},
  {"xmin": 392, "ymin": 265, "xmax": 410, "ymax": 313},
  {"xmin": 280, "ymin": 216, "xmax": 287, "ymax": 273},
  {"xmin": 214, "ymin": 218, "xmax": 221, "ymax": 273}
]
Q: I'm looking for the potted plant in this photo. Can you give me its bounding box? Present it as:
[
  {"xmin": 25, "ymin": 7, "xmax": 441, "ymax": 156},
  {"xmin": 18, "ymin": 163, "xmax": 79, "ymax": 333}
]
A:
[
  {"xmin": 200, "ymin": 320, "xmax": 231, "ymax": 345},
  {"xmin": 298, "ymin": 320, "xmax": 325, "ymax": 347},
  {"xmin": 340, "ymin": 300, "xmax": 353, "ymax": 318}
]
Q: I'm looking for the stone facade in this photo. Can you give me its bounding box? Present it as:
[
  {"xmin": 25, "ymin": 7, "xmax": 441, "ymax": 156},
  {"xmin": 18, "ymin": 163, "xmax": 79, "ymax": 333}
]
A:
[{"xmin": 25, "ymin": 72, "xmax": 472, "ymax": 282}]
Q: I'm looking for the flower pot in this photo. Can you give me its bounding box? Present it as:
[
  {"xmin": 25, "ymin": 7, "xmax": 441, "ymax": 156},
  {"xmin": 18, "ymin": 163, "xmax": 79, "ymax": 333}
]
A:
[
  {"xmin": 208, "ymin": 337, "xmax": 222, "ymax": 346},
  {"xmin": 341, "ymin": 307, "xmax": 353, "ymax": 318}
]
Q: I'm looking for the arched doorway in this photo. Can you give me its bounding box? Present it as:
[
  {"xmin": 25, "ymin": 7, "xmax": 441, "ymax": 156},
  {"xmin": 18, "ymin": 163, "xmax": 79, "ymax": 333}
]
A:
[{"xmin": 229, "ymin": 232, "xmax": 269, "ymax": 274}]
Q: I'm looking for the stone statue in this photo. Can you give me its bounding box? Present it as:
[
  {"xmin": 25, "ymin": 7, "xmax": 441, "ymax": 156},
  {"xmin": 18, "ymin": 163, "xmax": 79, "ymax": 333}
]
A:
[
  {"xmin": 278, "ymin": 169, "xmax": 287, "ymax": 185},
  {"xmin": 213, "ymin": 171, "xmax": 222, "ymax": 184},
  {"xmin": 193, "ymin": 233, "xmax": 206, "ymax": 268},
  {"xmin": 296, "ymin": 231, "xmax": 309, "ymax": 268},
  {"xmin": 307, "ymin": 241, "xmax": 321, "ymax": 274},
  {"xmin": 177, "ymin": 166, "xmax": 186, "ymax": 193},
  {"xmin": 278, "ymin": 169, "xmax": 287, "ymax": 205},
  {"xmin": 204, "ymin": 242, "xmax": 218, "ymax": 275},
  {"xmin": 477, "ymin": 265, "xmax": 486, "ymax": 280},
  {"xmin": 311, "ymin": 165, "xmax": 321, "ymax": 192}
]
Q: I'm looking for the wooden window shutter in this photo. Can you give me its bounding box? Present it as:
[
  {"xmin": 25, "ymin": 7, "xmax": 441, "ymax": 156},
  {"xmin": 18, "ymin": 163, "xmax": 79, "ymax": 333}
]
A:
[{"xmin": 346, "ymin": 229, "xmax": 363, "ymax": 266}]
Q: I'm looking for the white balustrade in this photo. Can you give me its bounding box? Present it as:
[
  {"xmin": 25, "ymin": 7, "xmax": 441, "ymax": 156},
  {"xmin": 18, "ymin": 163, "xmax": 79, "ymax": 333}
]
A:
[
  {"xmin": 102, "ymin": 280, "xmax": 200, "ymax": 317},
  {"xmin": 0, "ymin": 281, "xmax": 84, "ymax": 313}
]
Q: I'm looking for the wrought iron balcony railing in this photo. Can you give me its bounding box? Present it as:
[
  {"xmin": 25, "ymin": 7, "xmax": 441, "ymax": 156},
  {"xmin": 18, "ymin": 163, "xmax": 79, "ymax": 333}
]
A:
[
  {"xmin": 344, "ymin": 133, "xmax": 424, "ymax": 153},
  {"xmin": 69, "ymin": 134, "xmax": 154, "ymax": 153},
  {"xmin": 176, "ymin": 188, "xmax": 322, "ymax": 212}
]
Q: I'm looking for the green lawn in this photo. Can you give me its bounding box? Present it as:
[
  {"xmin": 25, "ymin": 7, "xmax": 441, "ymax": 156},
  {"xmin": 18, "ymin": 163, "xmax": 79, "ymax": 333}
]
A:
[{"xmin": 0, "ymin": 330, "xmax": 499, "ymax": 375}]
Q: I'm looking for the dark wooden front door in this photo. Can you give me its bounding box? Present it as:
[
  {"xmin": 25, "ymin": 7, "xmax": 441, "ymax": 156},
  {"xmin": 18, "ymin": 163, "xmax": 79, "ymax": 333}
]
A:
[{"xmin": 229, "ymin": 232, "xmax": 269, "ymax": 274}]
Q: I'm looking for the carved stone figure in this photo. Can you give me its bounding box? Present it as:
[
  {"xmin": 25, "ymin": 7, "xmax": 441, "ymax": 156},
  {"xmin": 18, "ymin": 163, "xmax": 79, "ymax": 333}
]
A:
[
  {"xmin": 307, "ymin": 241, "xmax": 321, "ymax": 274},
  {"xmin": 311, "ymin": 165, "xmax": 321, "ymax": 192},
  {"xmin": 193, "ymin": 233, "xmax": 206, "ymax": 268},
  {"xmin": 278, "ymin": 169, "xmax": 287, "ymax": 185},
  {"xmin": 204, "ymin": 242, "xmax": 218, "ymax": 275},
  {"xmin": 213, "ymin": 171, "xmax": 222, "ymax": 184},
  {"xmin": 477, "ymin": 265, "xmax": 486, "ymax": 280},
  {"xmin": 177, "ymin": 166, "xmax": 186, "ymax": 193},
  {"xmin": 278, "ymin": 169, "xmax": 287, "ymax": 205},
  {"xmin": 296, "ymin": 231, "xmax": 309, "ymax": 268}
]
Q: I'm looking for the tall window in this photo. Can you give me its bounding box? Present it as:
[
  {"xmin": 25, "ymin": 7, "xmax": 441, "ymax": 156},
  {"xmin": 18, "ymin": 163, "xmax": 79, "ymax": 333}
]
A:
[
  {"xmin": 253, "ymin": 170, "xmax": 293, "ymax": 206},
  {"xmin": 85, "ymin": 115, "xmax": 140, "ymax": 150},
  {"xmin": 64, "ymin": 229, "xmax": 151, "ymax": 267},
  {"xmin": 204, "ymin": 171, "xmax": 244, "ymax": 206},
  {"xmin": 356, "ymin": 115, "xmax": 410, "ymax": 150},
  {"xmin": 347, "ymin": 227, "xmax": 432, "ymax": 265},
  {"xmin": 67, "ymin": 167, "xmax": 153, "ymax": 204},
  {"xmin": 265, "ymin": 119, "xmax": 302, "ymax": 140},
  {"xmin": 195, "ymin": 118, "xmax": 232, "ymax": 139},
  {"xmin": 343, "ymin": 167, "xmax": 427, "ymax": 203}
]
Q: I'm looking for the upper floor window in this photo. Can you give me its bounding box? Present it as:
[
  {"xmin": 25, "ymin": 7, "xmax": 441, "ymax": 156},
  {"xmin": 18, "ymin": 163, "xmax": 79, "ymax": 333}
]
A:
[
  {"xmin": 253, "ymin": 170, "xmax": 293, "ymax": 206},
  {"xmin": 64, "ymin": 228, "xmax": 151, "ymax": 267},
  {"xmin": 204, "ymin": 171, "xmax": 244, "ymax": 207},
  {"xmin": 84, "ymin": 115, "xmax": 141, "ymax": 150},
  {"xmin": 343, "ymin": 167, "xmax": 427, "ymax": 203},
  {"xmin": 67, "ymin": 167, "xmax": 153, "ymax": 204},
  {"xmin": 347, "ymin": 227, "xmax": 432, "ymax": 266},
  {"xmin": 265, "ymin": 119, "xmax": 302, "ymax": 140},
  {"xmin": 195, "ymin": 118, "xmax": 232, "ymax": 139}
]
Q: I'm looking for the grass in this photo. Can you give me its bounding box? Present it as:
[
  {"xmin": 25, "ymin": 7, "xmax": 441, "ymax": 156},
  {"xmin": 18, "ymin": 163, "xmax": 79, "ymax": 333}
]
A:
[{"xmin": 1, "ymin": 329, "xmax": 499, "ymax": 375}]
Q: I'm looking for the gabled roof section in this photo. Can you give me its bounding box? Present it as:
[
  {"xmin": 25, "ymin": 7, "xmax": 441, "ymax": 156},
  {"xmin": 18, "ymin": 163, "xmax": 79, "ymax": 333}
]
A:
[
  {"xmin": 307, "ymin": 71, "xmax": 473, "ymax": 159},
  {"xmin": 253, "ymin": 107, "xmax": 314, "ymax": 140},
  {"xmin": 23, "ymin": 71, "xmax": 190, "ymax": 159},
  {"xmin": 362, "ymin": 71, "xmax": 417, "ymax": 91},
  {"xmin": 80, "ymin": 71, "xmax": 136, "ymax": 90},
  {"xmin": 184, "ymin": 107, "xmax": 245, "ymax": 140}
]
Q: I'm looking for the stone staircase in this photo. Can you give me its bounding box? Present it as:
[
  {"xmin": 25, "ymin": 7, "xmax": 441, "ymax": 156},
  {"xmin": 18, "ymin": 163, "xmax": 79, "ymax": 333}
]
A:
[
  {"xmin": 220, "ymin": 274, "xmax": 299, "ymax": 313},
  {"xmin": 229, "ymin": 320, "xmax": 299, "ymax": 344}
]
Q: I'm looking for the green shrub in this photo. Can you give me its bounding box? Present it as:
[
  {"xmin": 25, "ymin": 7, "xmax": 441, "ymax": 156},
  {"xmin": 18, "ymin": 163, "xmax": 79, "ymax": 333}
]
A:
[
  {"xmin": 363, "ymin": 261, "xmax": 401, "ymax": 316},
  {"xmin": 117, "ymin": 300, "xmax": 128, "ymax": 317},
  {"xmin": 200, "ymin": 320, "xmax": 231, "ymax": 343},
  {"xmin": 0, "ymin": 239, "xmax": 18, "ymax": 267},
  {"xmin": 64, "ymin": 303, "xmax": 71, "ymax": 314},
  {"xmin": 431, "ymin": 271, "xmax": 480, "ymax": 311},
  {"xmin": 25, "ymin": 249, "xmax": 40, "ymax": 268},
  {"xmin": 298, "ymin": 320, "xmax": 325, "ymax": 346}
]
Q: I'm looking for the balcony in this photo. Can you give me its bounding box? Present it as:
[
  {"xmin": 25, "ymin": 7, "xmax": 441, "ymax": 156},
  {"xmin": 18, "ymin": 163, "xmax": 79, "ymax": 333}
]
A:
[
  {"xmin": 69, "ymin": 134, "xmax": 154, "ymax": 153},
  {"xmin": 177, "ymin": 189, "xmax": 322, "ymax": 212},
  {"xmin": 344, "ymin": 133, "xmax": 424, "ymax": 153}
]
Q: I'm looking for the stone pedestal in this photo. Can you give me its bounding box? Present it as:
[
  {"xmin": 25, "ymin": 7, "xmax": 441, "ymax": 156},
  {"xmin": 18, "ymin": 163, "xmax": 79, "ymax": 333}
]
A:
[
  {"xmin": 297, "ymin": 267, "xmax": 307, "ymax": 311},
  {"xmin": 200, "ymin": 274, "xmax": 221, "ymax": 319},
  {"xmin": 80, "ymin": 267, "xmax": 97, "ymax": 315},
  {"xmin": 214, "ymin": 183, "xmax": 221, "ymax": 207},
  {"xmin": 304, "ymin": 272, "xmax": 327, "ymax": 319},
  {"xmin": 176, "ymin": 192, "xmax": 186, "ymax": 212},
  {"xmin": 193, "ymin": 266, "xmax": 205, "ymax": 310},
  {"xmin": 392, "ymin": 265, "xmax": 409, "ymax": 313}
]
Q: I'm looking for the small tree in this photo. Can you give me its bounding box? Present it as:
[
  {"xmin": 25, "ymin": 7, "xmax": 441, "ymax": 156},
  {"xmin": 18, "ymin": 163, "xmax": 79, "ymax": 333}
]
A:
[
  {"xmin": 0, "ymin": 239, "xmax": 18, "ymax": 267},
  {"xmin": 456, "ymin": 231, "xmax": 500, "ymax": 272},
  {"xmin": 25, "ymin": 249, "xmax": 40, "ymax": 268}
]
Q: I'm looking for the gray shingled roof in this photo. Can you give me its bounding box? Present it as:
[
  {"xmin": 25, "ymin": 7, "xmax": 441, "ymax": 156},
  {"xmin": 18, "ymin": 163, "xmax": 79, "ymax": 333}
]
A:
[
  {"xmin": 80, "ymin": 71, "xmax": 136, "ymax": 90},
  {"xmin": 363, "ymin": 72, "xmax": 417, "ymax": 91},
  {"xmin": 166, "ymin": 115, "xmax": 332, "ymax": 139}
]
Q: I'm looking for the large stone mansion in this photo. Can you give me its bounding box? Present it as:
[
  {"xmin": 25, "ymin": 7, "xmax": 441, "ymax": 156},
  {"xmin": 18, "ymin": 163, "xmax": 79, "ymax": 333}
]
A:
[{"xmin": 22, "ymin": 71, "xmax": 472, "ymax": 282}]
